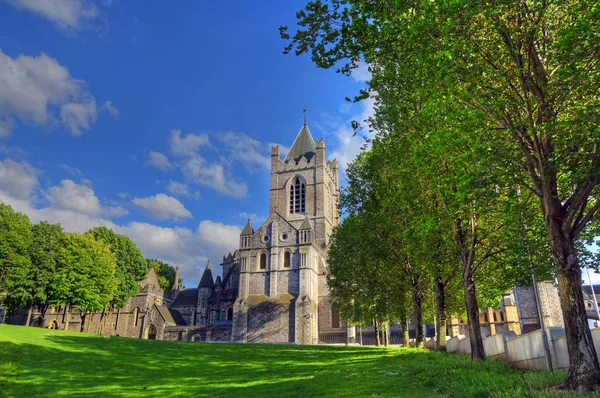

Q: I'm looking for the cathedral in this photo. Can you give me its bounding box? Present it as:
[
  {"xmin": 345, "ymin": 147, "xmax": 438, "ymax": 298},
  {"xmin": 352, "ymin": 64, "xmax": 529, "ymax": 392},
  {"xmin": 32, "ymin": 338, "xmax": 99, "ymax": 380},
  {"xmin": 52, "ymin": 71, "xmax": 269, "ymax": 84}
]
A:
[{"xmin": 8, "ymin": 121, "xmax": 349, "ymax": 344}]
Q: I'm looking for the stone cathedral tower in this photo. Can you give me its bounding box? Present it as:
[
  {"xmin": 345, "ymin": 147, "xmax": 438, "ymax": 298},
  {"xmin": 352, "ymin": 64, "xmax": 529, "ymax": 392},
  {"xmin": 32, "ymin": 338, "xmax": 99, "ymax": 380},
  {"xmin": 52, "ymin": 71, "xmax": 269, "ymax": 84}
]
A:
[{"xmin": 232, "ymin": 121, "xmax": 343, "ymax": 344}]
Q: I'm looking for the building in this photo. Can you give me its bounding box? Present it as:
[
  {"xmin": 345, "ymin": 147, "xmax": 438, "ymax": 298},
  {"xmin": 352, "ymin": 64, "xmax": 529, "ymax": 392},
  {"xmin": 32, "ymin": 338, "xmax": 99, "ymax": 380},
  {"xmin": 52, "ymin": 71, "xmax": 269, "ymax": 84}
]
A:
[{"xmin": 7, "ymin": 121, "xmax": 347, "ymax": 344}]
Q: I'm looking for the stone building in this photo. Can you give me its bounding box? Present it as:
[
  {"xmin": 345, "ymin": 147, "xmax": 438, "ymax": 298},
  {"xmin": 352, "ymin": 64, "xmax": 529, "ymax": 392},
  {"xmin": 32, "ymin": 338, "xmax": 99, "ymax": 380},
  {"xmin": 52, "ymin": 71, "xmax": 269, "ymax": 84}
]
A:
[{"xmin": 6, "ymin": 121, "xmax": 346, "ymax": 344}]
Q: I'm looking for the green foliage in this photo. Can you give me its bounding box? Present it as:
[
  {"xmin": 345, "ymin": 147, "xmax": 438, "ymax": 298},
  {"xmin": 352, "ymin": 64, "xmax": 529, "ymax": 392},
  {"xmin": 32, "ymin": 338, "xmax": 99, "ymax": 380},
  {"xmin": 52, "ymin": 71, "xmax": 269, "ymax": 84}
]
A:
[
  {"xmin": 29, "ymin": 222, "xmax": 64, "ymax": 313},
  {"xmin": 0, "ymin": 324, "xmax": 583, "ymax": 398},
  {"xmin": 0, "ymin": 204, "xmax": 33, "ymax": 313},
  {"xmin": 147, "ymin": 259, "xmax": 176, "ymax": 291},
  {"xmin": 88, "ymin": 227, "xmax": 147, "ymax": 308},
  {"xmin": 54, "ymin": 233, "xmax": 118, "ymax": 313}
]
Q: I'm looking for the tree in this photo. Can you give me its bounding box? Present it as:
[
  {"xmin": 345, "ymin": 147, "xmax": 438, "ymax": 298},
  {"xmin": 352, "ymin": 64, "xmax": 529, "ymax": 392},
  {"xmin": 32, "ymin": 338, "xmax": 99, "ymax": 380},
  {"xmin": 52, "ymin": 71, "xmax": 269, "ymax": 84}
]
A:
[
  {"xmin": 88, "ymin": 227, "xmax": 147, "ymax": 309},
  {"xmin": 27, "ymin": 222, "xmax": 64, "ymax": 325},
  {"xmin": 0, "ymin": 204, "xmax": 33, "ymax": 317},
  {"xmin": 281, "ymin": 1, "xmax": 600, "ymax": 388},
  {"xmin": 54, "ymin": 233, "xmax": 118, "ymax": 332}
]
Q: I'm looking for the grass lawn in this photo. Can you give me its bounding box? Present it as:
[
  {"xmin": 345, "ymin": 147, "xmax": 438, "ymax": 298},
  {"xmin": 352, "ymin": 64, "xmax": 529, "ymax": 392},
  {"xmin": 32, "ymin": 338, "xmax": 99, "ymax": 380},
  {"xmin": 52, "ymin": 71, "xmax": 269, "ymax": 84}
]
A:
[{"xmin": 0, "ymin": 324, "xmax": 595, "ymax": 398}]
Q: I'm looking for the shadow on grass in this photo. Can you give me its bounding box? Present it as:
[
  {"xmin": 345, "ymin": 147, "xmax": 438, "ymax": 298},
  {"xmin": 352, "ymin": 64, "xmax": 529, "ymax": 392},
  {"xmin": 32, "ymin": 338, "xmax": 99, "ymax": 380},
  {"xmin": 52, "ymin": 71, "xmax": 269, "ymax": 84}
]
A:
[{"xmin": 0, "ymin": 326, "xmax": 573, "ymax": 398}]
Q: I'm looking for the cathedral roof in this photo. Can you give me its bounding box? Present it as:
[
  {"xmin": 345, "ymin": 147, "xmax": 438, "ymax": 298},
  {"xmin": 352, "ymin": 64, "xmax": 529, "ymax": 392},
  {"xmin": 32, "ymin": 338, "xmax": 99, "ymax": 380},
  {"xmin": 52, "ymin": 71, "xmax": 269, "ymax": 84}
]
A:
[
  {"xmin": 241, "ymin": 219, "xmax": 254, "ymax": 236},
  {"xmin": 171, "ymin": 288, "xmax": 198, "ymax": 307},
  {"xmin": 284, "ymin": 124, "xmax": 316, "ymax": 163},
  {"xmin": 198, "ymin": 261, "xmax": 214, "ymax": 289}
]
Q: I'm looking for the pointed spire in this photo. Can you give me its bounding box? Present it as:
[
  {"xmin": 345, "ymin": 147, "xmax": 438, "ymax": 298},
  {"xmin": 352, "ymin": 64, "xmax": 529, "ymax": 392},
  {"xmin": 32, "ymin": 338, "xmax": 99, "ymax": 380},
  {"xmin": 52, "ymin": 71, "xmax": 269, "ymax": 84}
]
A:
[
  {"xmin": 284, "ymin": 123, "xmax": 317, "ymax": 163},
  {"xmin": 300, "ymin": 216, "xmax": 313, "ymax": 230},
  {"xmin": 241, "ymin": 219, "xmax": 254, "ymax": 235},
  {"xmin": 303, "ymin": 108, "xmax": 307, "ymax": 125},
  {"xmin": 198, "ymin": 260, "xmax": 214, "ymax": 288}
]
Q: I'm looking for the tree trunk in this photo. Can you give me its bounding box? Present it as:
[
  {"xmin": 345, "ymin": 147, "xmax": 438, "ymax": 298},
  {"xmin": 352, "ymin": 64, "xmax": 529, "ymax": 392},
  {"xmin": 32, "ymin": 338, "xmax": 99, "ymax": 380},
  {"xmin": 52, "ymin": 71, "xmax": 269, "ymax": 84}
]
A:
[
  {"xmin": 384, "ymin": 322, "xmax": 389, "ymax": 347},
  {"xmin": 412, "ymin": 275, "xmax": 423, "ymax": 348},
  {"xmin": 86, "ymin": 313, "xmax": 93, "ymax": 334},
  {"xmin": 26, "ymin": 305, "xmax": 33, "ymax": 327},
  {"xmin": 463, "ymin": 267, "xmax": 485, "ymax": 360},
  {"xmin": 64, "ymin": 305, "xmax": 70, "ymax": 331},
  {"xmin": 374, "ymin": 319, "xmax": 381, "ymax": 347},
  {"xmin": 401, "ymin": 314, "xmax": 410, "ymax": 348},
  {"xmin": 435, "ymin": 276, "xmax": 447, "ymax": 351},
  {"xmin": 544, "ymin": 205, "xmax": 600, "ymax": 389}
]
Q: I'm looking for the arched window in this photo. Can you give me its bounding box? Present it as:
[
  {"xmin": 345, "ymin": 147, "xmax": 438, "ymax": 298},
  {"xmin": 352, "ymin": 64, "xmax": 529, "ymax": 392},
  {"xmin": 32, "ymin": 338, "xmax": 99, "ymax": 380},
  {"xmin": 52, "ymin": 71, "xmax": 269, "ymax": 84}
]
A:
[
  {"xmin": 283, "ymin": 251, "xmax": 291, "ymax": 268},
  {"xmin": 259, "ymin": 253, "xmax": 267, "ymax": 269},
  {"xmin": 134, "ymin": 307, "xmax": 140, "ymax": 327},
  {"xmin": 227, "ymin": 307, "xmax": 233, "ymax": 321},
  {"xmin": 289, "ymin": 177, "xmax": 306, "ymax": 214},
  {"xmin": 191, "ymin": 310, "xmax": 197, "ymax": 326},
  {"xmin": 331, "ymin": 304, "xmax": 340, "ymax": 328}
]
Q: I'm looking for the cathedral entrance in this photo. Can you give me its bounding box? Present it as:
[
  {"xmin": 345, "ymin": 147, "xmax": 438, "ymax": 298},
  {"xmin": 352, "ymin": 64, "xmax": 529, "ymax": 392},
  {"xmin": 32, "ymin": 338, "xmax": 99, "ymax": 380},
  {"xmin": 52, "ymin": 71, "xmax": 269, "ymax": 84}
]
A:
[{"xmin": 146, "ymin": 324, "xmax": 157, "ymax": 340}]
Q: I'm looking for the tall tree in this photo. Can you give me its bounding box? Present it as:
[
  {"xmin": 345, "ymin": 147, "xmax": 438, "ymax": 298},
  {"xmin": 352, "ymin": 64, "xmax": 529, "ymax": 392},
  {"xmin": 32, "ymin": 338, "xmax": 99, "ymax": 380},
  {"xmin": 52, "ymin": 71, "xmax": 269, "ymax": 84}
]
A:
[
  {"xmin": 88, "ymin": 227, "xmax": 147, "ymax": 309},
  {"xmin": 54, "ymin": 233, "xmax": 118, "ymax": 332},
  {"xmin": 27, "ymin": 222, "xmax": 64, "ymax": 325},
  {"xmin": 281, "ymin": 1, "xmax": 600, "ymax": 387},
  {"xmin": 0, "ymin": 204, "xmax": 33, "ymax": 317}
]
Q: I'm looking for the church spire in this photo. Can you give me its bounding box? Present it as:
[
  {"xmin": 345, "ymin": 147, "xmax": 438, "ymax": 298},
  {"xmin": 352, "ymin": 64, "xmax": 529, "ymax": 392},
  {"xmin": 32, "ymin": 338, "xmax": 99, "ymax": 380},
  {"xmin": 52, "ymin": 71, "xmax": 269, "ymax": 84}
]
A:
[
  {"xmin": 284, "ymin": 122, "xmax": 316, "ymax": 163},
  {"xmin": 198, "ymin": 260, "xmax": 214, "ymax": 289}
]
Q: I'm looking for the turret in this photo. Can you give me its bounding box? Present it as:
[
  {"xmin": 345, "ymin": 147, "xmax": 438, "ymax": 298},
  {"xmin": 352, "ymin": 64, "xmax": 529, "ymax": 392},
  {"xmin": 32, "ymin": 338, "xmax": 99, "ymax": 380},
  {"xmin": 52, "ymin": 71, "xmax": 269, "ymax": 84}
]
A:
[
  {"xmin": 240, "ymin": 219, "xmax": 253, "ymax": 249},
  {"xmin": 299, "ymin": 216, "xmax": 313, "ymax": 244},
  {"xmin": 197, "ymin": 260, "xmax": 214, "ymax": 326},
  {"xmin": 172, "ymin": 266, "xmax": 181, "ymax": 291}
]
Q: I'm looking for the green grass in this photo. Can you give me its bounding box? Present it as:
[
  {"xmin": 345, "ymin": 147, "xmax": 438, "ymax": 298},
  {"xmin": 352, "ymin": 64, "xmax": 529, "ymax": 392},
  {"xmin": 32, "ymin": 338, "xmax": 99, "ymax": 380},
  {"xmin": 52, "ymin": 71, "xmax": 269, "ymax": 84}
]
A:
[{"xmin": 0, "ymin": 324, "xmax": 594, "ymax": 398}]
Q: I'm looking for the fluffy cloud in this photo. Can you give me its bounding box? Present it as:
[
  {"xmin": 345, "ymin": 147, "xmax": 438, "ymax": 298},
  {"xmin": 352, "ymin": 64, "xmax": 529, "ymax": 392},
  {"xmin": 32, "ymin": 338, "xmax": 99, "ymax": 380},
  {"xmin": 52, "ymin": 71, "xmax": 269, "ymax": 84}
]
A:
[
  {"xmin": 0, "ymin": 186, "xmax": 238, "ymax": 286},
  {"xmin": 217, "ymin": 131, "xmax": 270, "ymax": 169},
  {"xmin": 329, "ymin": 96, "xmax": 376, "ymax": 172},
  {"xmin": 0, "ymin": 49, "xmax": 109, "ymax": 136},
  {"xmin": 131, "ymin": 193, "xmax": 193, "ymax": 221},
  {"xmin": 166, "ymin": 180, "xmax": 200, "ymax": 200},
  {"xmin": 169, "ymin": 129, "xmax": 210, "ymax": 157},
  {"xmin": 59, "ymin": 163, "xmax": 82, "ymax": 176},
  {"xmin": 101, "ymin": 100, "xmax": 119, "ymax": 117},
  {"xmin": 197, "ymin": 220, "xmax": 242, "ymax": 259},
  {"xmin": 180, "ymin": 156, "xmax": 247, "ymax": 198},
  {"xmin": 6, "ymin": 0, "xmax": 101, "ymax": 30},
  {"xmin": 0, "ymin": 118, "xmax": 16, "ymax": 138},
  {"xmin": 45, "ymin": 179, "xmax": 127, "ymax": 218},
  {"xmin": 0, "ymin": 158, "xmax": 38, "ymax": 199},
  {"xmin": 146, "ymin": 151, "xmax": 172, "ymax": 171}
]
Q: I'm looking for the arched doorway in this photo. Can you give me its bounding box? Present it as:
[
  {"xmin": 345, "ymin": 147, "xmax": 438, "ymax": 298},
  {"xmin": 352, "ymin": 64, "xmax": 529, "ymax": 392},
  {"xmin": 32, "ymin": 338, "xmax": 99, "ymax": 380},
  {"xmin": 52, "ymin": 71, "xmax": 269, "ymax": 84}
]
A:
[
  {"xmin": 48, "ymin": 320, "xmax": 58, "ymax": 329},
  {"xmin": 146, "ymin": 324, "xmax": 157, "ymax": 340}
]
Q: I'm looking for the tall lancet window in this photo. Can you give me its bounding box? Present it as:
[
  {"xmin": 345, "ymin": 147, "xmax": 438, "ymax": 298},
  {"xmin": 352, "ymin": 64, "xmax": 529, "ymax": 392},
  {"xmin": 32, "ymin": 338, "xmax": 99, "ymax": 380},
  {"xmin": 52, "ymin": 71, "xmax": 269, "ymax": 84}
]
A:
[{"xmin": 289, "ymin": 177, "xmax": 306, "ymax": 214}]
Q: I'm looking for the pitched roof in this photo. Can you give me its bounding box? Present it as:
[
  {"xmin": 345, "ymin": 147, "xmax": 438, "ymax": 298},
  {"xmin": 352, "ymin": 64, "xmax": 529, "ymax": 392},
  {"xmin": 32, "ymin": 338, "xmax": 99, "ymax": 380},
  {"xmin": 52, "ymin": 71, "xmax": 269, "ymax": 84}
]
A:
[
  {"xmin": 241, "ymin": 219, "xmax": 254, "ymax": 236},
  {"xmin": 155, "ymin": 305, "xmax": 177, "ymax": 325},
  {"xmin": 198, "ymin": 261, "xmax": 214, "ymax": 288},
  {"xmin": 300, "ymin": 216, "xmax": 313, "ymax": 230},
  {"xmin": 284, "ymin": 124, "xmax": 316, "ymax": 163},
  {"xmin": 171, "ymin": 288, "xmax": 198, "ymax": 307},
  {"xmin": 583, "ymin": 285, "xmax": 600, "ymax": 295}
]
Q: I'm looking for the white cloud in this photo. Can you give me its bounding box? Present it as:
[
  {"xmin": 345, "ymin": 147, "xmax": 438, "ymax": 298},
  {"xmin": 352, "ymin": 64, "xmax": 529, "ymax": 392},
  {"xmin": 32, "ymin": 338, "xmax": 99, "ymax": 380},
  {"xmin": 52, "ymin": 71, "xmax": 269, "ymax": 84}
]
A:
[
  {"xmin": 45, "ymin": 179, "xmax": 127, "ymax": 218},
  {"xmin": 166, "ymin": 180, "xmax": 200, "ymax": 200},
  {"xmin": 132, "ymin": 193, "xmax": 193, "ymax": 221},
  {"xmin": 197, "ymin": 220, "xmax": 241, "ymax": 259},
  {"xmin": 60, "ymin": 163, "xmax": 82, "ymax": 176},
  {"xmin": 217, "ymin": 131, "xmax": 270, "ymax": 169},
  {"xmin": 6, "ymin": 0, "xmax": 101, "ymax": 30},
  {"xmin": 0, "ymin": 49, "xmax": 108, "ymax": 135},
  {"xmin": 169, "ymin": 129, "xmax": 211, "ymax": 157},
  {"xmin": 0, "ymin": 158, "xmax": 38, "ymax": 199},
  {"xmin": 146, "ymin": 151, "xmax": 172, "ymax": 171},
  {"xmin": 329, "ymin": 96, "xmax": 376, "ymax": 172},
  {"xmin": 239, "ymin": 212, "xmax": 266, "ymax": 226},
  {"xmin": 101, "ymin": 100, "xmax": 119, "ymax": 117},
  {"xmin": 0, "ymin": 118, "xmax": 16, "ymax": 138},
  {"xmin": 0, "ymin": 187, "xmax": 239, "ymax": 286},
  {"xmin": 351, "ymin": 62, "xmax": 372, "ymax": 83},
  {"xmin": 180, "ymin": 155, "xmax": 247, "ymax": 198}
]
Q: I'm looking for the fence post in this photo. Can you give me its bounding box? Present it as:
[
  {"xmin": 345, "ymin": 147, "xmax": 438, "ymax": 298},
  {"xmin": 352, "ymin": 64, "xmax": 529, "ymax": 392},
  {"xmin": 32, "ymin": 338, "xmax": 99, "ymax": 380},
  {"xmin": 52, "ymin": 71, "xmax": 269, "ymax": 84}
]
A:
[{"xmin": 502, "ymin": 333, "xmax": 510, "ymax": 364}]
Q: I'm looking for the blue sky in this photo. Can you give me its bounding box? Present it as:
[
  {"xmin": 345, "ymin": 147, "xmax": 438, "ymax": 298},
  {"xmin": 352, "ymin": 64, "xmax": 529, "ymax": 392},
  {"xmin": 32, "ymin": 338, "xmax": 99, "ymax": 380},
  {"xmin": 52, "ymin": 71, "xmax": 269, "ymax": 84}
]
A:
[{"xmin": 0, "ymin": 0, "xmax": 373, "ymax": 287}]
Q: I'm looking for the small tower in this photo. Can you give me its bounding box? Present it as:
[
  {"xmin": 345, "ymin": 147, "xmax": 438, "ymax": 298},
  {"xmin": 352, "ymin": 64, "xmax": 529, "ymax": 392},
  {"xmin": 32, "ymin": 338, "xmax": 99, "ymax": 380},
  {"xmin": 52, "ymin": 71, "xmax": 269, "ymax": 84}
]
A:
[
  {"xmin": 197, "ymin": 261, "xmax": 214, "ymax": 326},
  {"xmin": 299, "ymin": 216, "xmax": 313, "ymax": 244},
  {"xmin": 171, "ymin": 266, "xmax": 181, "ymax": 291}
]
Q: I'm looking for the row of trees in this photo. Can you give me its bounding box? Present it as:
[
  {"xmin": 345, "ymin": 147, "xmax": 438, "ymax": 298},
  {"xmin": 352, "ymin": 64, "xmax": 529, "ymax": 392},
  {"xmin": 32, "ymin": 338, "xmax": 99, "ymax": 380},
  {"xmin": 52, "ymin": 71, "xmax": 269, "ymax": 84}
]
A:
[
  {"xmin": 282, "ymin": 0, "xmax": 600, "ymax": 390},
  {"xmin": 0, "ymin": 204, "xmax": 177, "ymax": 331}
]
